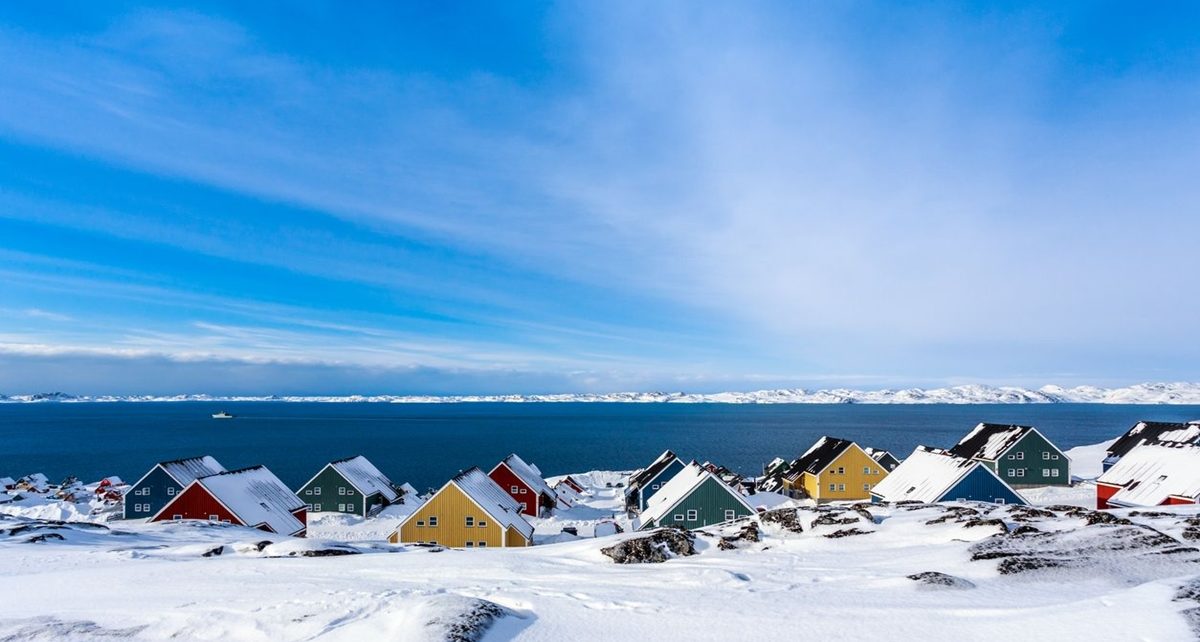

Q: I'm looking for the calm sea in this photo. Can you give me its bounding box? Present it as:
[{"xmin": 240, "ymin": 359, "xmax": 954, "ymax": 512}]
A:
[{"xmin": 2, "ymin": 403, "xmax": 1198, "ymax": 492}]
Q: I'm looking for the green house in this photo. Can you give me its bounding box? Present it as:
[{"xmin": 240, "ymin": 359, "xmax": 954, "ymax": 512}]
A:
[
  {"xmin": 949, "ymin": 423, "xmax": 1070, "ymax": 488},
  {"xmin": 638, "ymin": 462, "xmax": 755, "ymax": 530},
  {"xmin": 297, "ymin": 455, "xmax": 402, "ymax": 517}
]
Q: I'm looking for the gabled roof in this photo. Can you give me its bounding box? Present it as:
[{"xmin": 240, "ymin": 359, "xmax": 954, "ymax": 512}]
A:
[
  {"xmin": 863, "ymin": 448, "xmax": 895, "ymax": 463},
  {"xmin": 399, "ymin": 482, "xmax": 418, "ymax": 497},
  {"xmin": 1097, "ymin": 443, "xmax": 1200, "ymax": 506},
  {"xmin": 447, "ymin": 467, "xmax": 533, "ymax": 540},
  {"xmin": 0, "ymin": 477, "xmax": 15, "ymax": 487},
  {"xmin": 870, "ymin": 446, "xmax": 986, "ymax": 503},
  {"xmin": 1106, "ymin": 421, "xmax": 1200, "ymax": 462},
  {"xmin": 628, "ymin": 450, "xmax": 681, "ymax": 489},
  {"xmin": 949, "ymin": 423, "xmax": 1042, "ymax": 461},
  {"xmin": 786, "ymin": 437, "xmax": 855, "ymax": 478},
  {"xmin": 327, "ymin": 456, "xmax": 399, "ymax": 502},
  {"xmin": 158, "ymin": 456, "xmax": 226, "ymax": 487},
  {"xmin": 495, "ymin": 453, "xmax": 556, "ymax": 499},
  {"xmin": 639, "ymin": 462, "xmax": 753, "ymax": 528},
  {"xmin": 194, "ymin": 466, "xmax": 305, "ymax": 535}
]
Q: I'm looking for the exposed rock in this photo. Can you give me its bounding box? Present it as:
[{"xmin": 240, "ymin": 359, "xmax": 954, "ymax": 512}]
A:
[
  {"xmin": 907, "ymin": 571, "xmax": 976, "ymax": 589},
  {"xmin": 997, "ymin": 556, "xmax": 1071, "ymax": 575},
  {"xmin": 422, "ymin": 596, "xmax": 510, "ymax": 642},
  {"xmin": 925, "ymin": 506, "xmax": 980, "ymax": 525},
  {"xmin": 850, "ymin": 504, "xmax": 876, "ymax": 522},
  {"xmin": 25, "ymin": 533, "xmax": 65, "ymax": 543},
  {"xmin": 201, "ymin": 545, "xmax": 224, "ymax": 557},
  {"xmin": 1129, "ymin": 510, "xmax": 1175, "ymax": 518},
  {"xmin": 812, "ymin": 514, "xmax": 860, "ymax": 527},
  {"xmin": 1184, "ymin": 528, "xmax": 1200, "ymax": 541},
  {"xmin": 1085, "ymin": 511, "xmax": 1132, "ymax": 526},
  {"xmin": 1175, "ymin": 577, "xmax": 1200, "ymax": 603},
  {"xmin": 1005, "ymin": 507, "xmax": 1055, "ymax": 522},
  {"xmin": 825, "ymin": 528, "xmax": 872, "ymax": 539},
  {"xmin": 759, "ymin": 508, "xmax": 804, "ymax": 533},
  {"xmin": 971, "ymin": 524, "xmax": 1200, "ymax": 576},
  {"xmin": 718, "ymin": 522, "xmax": 761, "ymax": 550},
  {"xmin": 1011, "ymin": 525, "xmax": 1041, "ymax": 536},
  {"xmin": 601, "ymin": 528, "xmax": 696, "ymax": 564},
  {"xmin": 1044, "ymin": 505, "xmax": 1091, "ymax": 517},
  {"xmin": 963, "ymin": 518, "xmax": 1009, "ymax": 533}
]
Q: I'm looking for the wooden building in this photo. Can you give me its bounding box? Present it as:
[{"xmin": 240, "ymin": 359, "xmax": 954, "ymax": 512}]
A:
[
  {"xmin": 1096, "ymin": 443, "xmax": 1200, "ymax": 509},
  {"xmin": 638, "ymin": 463, "xmax": 754, "ymax": 531},
  {"xmin": 389, "ymin": 467, "xmax": 533, "ymax": 548},
  {"xmin": 625, "ymin": 450, "xmax": 687, "ymax": 514},
  {"xmin": 297, "ymin": 455, "xmax": 402, "ymax": 517},
  {"xmin": 780, "ymin": 437, "xmax": 889, "ymax": 502},
  {"xmin": 949, "ymin": 423, "xmax": 1070, "ymax": 488},
  {"xmin": 150, "ymin": 465, "xmax": 307, "ymax": 536},
  {"xmin": 1102, "ymin": 421, "xmax": 1200, "ymax": 472},
  {"xmin": 863, "ymin": 448, "xmax": 901, "ymax": 472},
  {"xmin": 123, "ymin": 455, "xmax": 226, "ymax": 520},
  {"xmin": 870, "ymin": 446, "xmax": 1026, "ymax": 505},
  {"xmin": 488, "ymin": 453, "xmax": 557, "ymax": 517}
]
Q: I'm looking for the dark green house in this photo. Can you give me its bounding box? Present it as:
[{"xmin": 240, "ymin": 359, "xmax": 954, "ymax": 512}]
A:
[
  {"xmin": 123, "ymin": 455, "xmax": 226, "ymax": 520},
  {"xmin": 638, "ymin": 462, "xmax": 755, "ymax": 530},
  {"xmin": 297, "ymin": 456, "xmax": 402, "ymax": 517},
  {"xmin": 949, "ymin": 423, "xmax": 1070, "ymax": 488}
]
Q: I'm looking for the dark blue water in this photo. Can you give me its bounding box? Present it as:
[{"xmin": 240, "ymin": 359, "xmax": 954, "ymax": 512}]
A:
[{"xmin": 2, "ymin": 403, "xmax": 1198, "ymax": 492}]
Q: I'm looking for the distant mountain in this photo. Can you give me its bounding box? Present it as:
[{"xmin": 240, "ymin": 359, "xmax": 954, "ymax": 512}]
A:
[{"xmin": 2, "ymin": 383, "xmax": 1200, "ymax": 404}]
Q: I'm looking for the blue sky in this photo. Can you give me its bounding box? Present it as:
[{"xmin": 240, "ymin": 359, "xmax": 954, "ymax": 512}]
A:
[{"xmin": 1, "ymin": 2, "xmax": 1198, "ymax": 395}]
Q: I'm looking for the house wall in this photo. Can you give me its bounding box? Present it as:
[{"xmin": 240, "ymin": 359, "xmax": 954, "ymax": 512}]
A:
[
  {"xmin": 489, "ymin": 464, "xmax": 538, "ymax": 516},
  {"xmin": 803, "ymin": 446, "xmax": 889, "ymax": 502},
  {"xmin": 943, "ymin": 466, "xmax": 1025, "ymax": 505},
  {"xmin": 151, "ymin": 484, "xmax": 243, "ymax": 527},
  {"xmin": 1164, "ymin": 496, "xmax": 1198, "ymax": 506},
  {"xmin": 639, "ymin": 459, "xmax": 688, "ymax": 511},
  {"xmin": 394, "ymin": 484, "xmax": 506, "ymax": 547},
  {"xmin": 1096, "ymin": 482, "xmax": 1120, "ymax": 510},
  {"xmin": 123, "ymin": 466, "xmax": 183, "ymax": 520},
  {"xmin": 505, "ymin": 524, "xmax": 530, "ymax": 546},
  {"xmin": 643, "ymin": 477, "xmax": 752, "ymax": 530},
  {"xmin": 990, "ymin": 432, "xmax": 1070, "ymax": 487},
  {"xmin": 299, "ymin": 467, "xmax": 364, "ymax": 515}
]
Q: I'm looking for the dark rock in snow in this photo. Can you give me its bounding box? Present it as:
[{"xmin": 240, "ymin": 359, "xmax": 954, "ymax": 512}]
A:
[
  {"xmin": 1010, "ymin": 525, "xmax": 1041, "ymax": 536},
  {"xmin": 1181, "ymin": 608, "xmax": 1200, "ymax": 637},
  {"xmin": 970, "ymin": 524, "xmax": 1200, "ymax": 576},
  {"xmin": 202, "ymin": 546, "xmax": 224, "ymax": 557},
  {"xmin": 25, "ymin": 533, "xmax": 65, "ymax": 543},
  {"xmin": 925, "ymin": 506, "xmax": 981, "ymax": 525},
  {"xmin": 812, "ymin": 514, "xmax": 860, "ymax": 527},
  {"xmin": 423, "ymin": 596, "xmax": 510, "ymax": 642},
  {"xmin": 997, "ymin": 556, "xmax": 1071, "ymax": 575},
  {"xmin": 907, "ymin": 571, "xmax": 976, "ymax": 589},
  {"xmin": 825, "ymin": 528, "xmax": 872, "ymax": 539},
  {"xmin": 1084, "ymin": 511, "xmax": 1132, "ymax": 526},
  {"xmin": 963, "ymin": 518, "xmax": 1009, "ymax": 533},
  {"xmin": 759, "ymin": 508, "xmax": 804, "ymax": 533},
  {"xmin": 1044, "ymin": 505, "xmax": 1091, "ymax": 517},
  {"xmin": 601, "ymin": 527, "xmax": 696, "ymax": 564},
  {"xmin": 287, "ymin": 548, "xmax": 360, "ymax": 558},
  {"xmin": 1129, "ymin": 510, "xmax": 1175, "ymax": 518},
  {"xmin": 718, "ymin": 522, "xmax": 760, "ymax": 550},
  {"xmin": 1005, "ymin": 507, "xmax": 1055, "ymax": 522},
  {"xmin": 253, "ymin": 540, "xmax": 273, "ymax": 552},
  {"xmin": 1175, "ymin": 577, "xmax": 1200, "ymax": 603},
  {"xmin": 1183, "ymin": 528, "xmax": 1200, "ymax": 541}
]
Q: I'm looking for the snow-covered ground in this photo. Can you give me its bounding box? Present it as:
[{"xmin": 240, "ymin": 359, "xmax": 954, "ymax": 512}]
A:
[
  {"xmin": 6, "ymin": 381, "xmax": 1200, "ymax": 403},
  {"xmin": 2, "ymin": 445, "xmax": 1199, "ymax": 641}
]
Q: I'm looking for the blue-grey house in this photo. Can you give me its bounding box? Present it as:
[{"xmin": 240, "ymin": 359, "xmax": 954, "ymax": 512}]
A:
[
  {"xmin": 123, "ymin": 455, "xmax": 226, "ymax": 520},
  {"xmin": 869, "ymin": 446, "xmax": 1026, "ymax": 505},
  {"xmin": 625, "ymin": 450, "xmax": 687, "ymax": 514}
]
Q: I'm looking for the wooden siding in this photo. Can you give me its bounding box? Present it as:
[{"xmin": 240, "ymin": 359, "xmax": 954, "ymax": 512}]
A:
[
  {"xmin": 1096, "ymin": 482, "xmax": 1121, "ymax": 510},
  {"xmin": 988, "ymin": 431, "xmax": 1070, "ymax": 488},
  {"xmin": 489, "ymin": 464, "xmax": 539, "ymax": 516},
  {"xmin": 638, "ymin": 459, "xmax": 687, "ymax": 511},
  {"xmin": 299, "ymin": 466, "xmax": 365, "ymax": 516},
  {"xmin": 943, "ymin": 466, "xmax": 1025, "ymax": 505},
  {"xmin": 802, "ymin": 445, "xmax": 889, "ymax": 502},
  {"xmin": 151, "ymin": 484, "xmax": 243, "ymax": 528},
  {"xmin": 643, "ymin": 477, "xmax": 752, "ymax": 530},
  {"xmin": 506, "ymin": 524, "xmax": 530, "ymax": 546},
  {"xmin": 123, "ymin": 466, "xmax": 184, "ymax": 520},
  {"xmin": 393, "ymin": 484, "xmax": 508, "ymax": 547}
]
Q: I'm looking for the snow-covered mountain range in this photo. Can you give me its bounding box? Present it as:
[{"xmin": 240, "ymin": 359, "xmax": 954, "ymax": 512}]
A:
[{"xmin": 2, "ymin": 382, "xmax": 1200, "ymax": 404}]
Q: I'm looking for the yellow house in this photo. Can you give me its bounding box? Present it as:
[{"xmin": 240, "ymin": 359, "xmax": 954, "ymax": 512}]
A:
[
  {"xmin": 781, "ymin": 437, "xmax": 890, "ymax": 502},
  {"xmin": 388, "ymin": 467, "xmax": 533, "ymax": 548}
]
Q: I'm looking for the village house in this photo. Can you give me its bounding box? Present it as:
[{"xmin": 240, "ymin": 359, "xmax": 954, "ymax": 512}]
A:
[
  {"xmin": 870, "ymin": 446, "xmax": 1027, "ymax": 505},
  {"xmin": 780, "ymin": 437, "xmax": 889, "ymax": 502},
  {"xmin": 1095, "ymin": 443, "xmax": 1200, "ymax": 509},
  {"xmin": 297, "ymin": 455, "xmax": 402, "ymax": 517},
  {"xmin": 123, "ymin": 455, "xmax": 226, "ymax": 520},
  {"xmin": 625, "ymin": 450, "xmax": 687, "ymax": 513},
  {"xmin": 389, "ymin": 467, "xmax": 533, "ymax": 548},
  {"xmin": 1102, "ymin": 420, "xmax": 1200, "ymax": 472},
  {"xmin": 558, "ymin": 476, "xmax": 585, "ymax": 494},
  {"xmin": 150, "ymin": 465, "xmax": 307, "ymax": 537},
  {"xmin": 948, "ymin": 423, "xmax": 1070, "ymax": 487},
  {"xmin": 863, "ymin": 448, "xmax": 902, "ymax": 472},
  {"xmin": 488, "ymin": 453, "xmax": 557, "ymax": 517},
  {"xmin": 638, "ymin": 462, "xmax": 755, "ymax": 531},
  {"xmin": 0, "ymin": 477, "xmax": 15, "ymax": 491}
]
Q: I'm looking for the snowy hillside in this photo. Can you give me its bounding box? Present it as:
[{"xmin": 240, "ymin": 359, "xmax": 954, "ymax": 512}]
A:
[{"xmin": 4, "ymin": 382, "xmax": 1200, "ymax": 404}]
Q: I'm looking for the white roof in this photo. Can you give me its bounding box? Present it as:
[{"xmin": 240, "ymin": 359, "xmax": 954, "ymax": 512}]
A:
[
  {"xmin": 329, "ymin": 456, "xmax": 399, "ymax": 502},
  {"xmin": 1098, "ymin": 444, "xmax": 1200, "ymax": 507},
  {"xmin": 497, "ymin": 454, "xmax": 556, "ymax": 498},
  {"xmin": 160, "ymin": 456, "xmax": 226, "ymax": 486},
  {"xmin": 196, "ymin": 466, "xmax": 305, "ymax": 535},
  {"xmin": 639, "ymin": 463, "xmax": 752, "ymax": 528},
  {"xmin": 862, "ymin": 448, "xmax": 893, "ymax": 462},
  {"xmin": 449, "ymin": 468, "xmax": 533, "ymax": 540},
  {"xmin": 399, "ymin": 482, "xmax": 418, "ymax": 497},
  {"xmin": 0, "ymin": 477, "xmax": 14, "ymax": 487},
  {"xmin": 869, "ymin": 447, "xmax": 979, "ymax": 503}
]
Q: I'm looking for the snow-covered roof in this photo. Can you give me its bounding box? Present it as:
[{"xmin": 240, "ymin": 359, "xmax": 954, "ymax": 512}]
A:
[
  {"xmin": 949, "ymin": 423, "xmax": 1038, "ymax": 461},
  {"xmin": 1106, "ymin": 421, "xmax": 1200, "ymax": 462},
  {"xmin": 159, "ymin": 456, "xmax": 226, "ymax": 486},
  {"xmin": 1097, "ymin": 443, "xmax": 1200, "ymax": 507},
  {"xmin": 628, "ymin": 450, "xmax": 680, "ymax": 490},
  {"xmin": 786, "ymin": 437, "xmax": 854, "ymax": 478},
  {"xmin": 194, "ymin": 466, "xmax": 305, "ymax": 535},
  {"xmin": 869, "ymin": 447, "xmax": 980, "ymax": 503},
  {"xmin": 328, "ymin": 456, "xmax": 399, "ymax": 502},
  {"xmin": 399, "ymin": 482, "xmax": 418, "ymax": 497},
  {"xmin": 0, "ymin": 477, "xmax": 14, "ymax": 488},
  {"xmin": 639, "ymin": 463, "xmax": 752, "ymax": 528},
  {"xmin": 496, "ymin": 453, "xmax": 556, "ymax": 499},
  {"xmin": 448, "ymin": 467, "xmax": 533, "ymax": 540},
  {"xmin": 863, "ymin": 448, "xmax": 895, "ymax": 463}
]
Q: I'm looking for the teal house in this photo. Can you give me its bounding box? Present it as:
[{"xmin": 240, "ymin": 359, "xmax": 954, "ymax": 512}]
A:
[
  {"xmin": 123, "ymin": 455, "xmax": 226, "ymax": 520},
  {"xmin": 625, "ymin": 450, "xmax": 687, "ymax": 514},
  {"xmin": 949, "ymin": 423, "xmax": 1070, "ymax": 488},
  {"xmin": 297, "ymin": 455, "xmax": 402, "ymax": 517},
  {"xmin": 638, "ymin": 462, "xmax": 755, "ymax": 530}
]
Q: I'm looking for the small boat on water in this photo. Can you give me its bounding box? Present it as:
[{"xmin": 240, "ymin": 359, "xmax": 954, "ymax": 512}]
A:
[{"xmin": 212, "ymin": 411, "xmax": 235, "ymax": 419}]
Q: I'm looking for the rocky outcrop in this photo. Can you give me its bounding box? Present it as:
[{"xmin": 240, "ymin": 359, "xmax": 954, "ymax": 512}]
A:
[
  {"xmin": 601, "ymin": 528, "xmax": 696, "ymax": 564},
  {"xmin": 907, "ymin": 571, "xmax": 976, "ymax": 589}
]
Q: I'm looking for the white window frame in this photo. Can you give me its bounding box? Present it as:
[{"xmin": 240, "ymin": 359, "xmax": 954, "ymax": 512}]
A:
[
  {"xmin": 172, "ymin": 514, "xmax": 182, "ymax": 521},
  {"xmin": 1042, "ymin": 451, "xmax": 1051, "ymax": 460},
  {"xmin": 1016, "ymin": 452, "xmax": 1025, "ymax": 460},
  {"xmin": 1042, "ymin": 469, "xmax": 1050, "ymax": 477},
  {"xmin": 673, "ymin": 513, "xmax": 685, "ymax": 521},
  {"xmin": 314, "ymin": 487, "xmax": 321, "ymax": 496},
  {"xmin": 478, "ymin": 520, "xmax": 487, "ymax": 528},
  {"xmin": 724, "ymin": 509, "xmax": 735, "ymax": 521},
  {"xmin": 1016, "ymin": 469, "xmax": 1025, "ymax": 478},
  {"xmin": 465, "ymin": 516, "xmax": 474, "ymax": 528},
  {"xmin": 208, "ymin": 515, "xmax": 219, "ymax": 521},
  {"xmin": 428, "ymin": 516, "xmax": 438, "ymax": 527},
  {"xmin": 686, "ymin": 509, "xmax": 698, "ymax": 521},
  {"xmin": 338, "ymin": 487, "xmax": 346, "ymax": 496},
  {"xmin": 465, "ymin": 541, "xmax": 474, "ymax": 548},
  {"xmin": 511, "ymin": 485, "xmax": 519, "ymax": 494},
  {"xmin": 837, "ymin": 484, "xmax": 845, "ymax": 492},
  {"xmin": 519, "ymin": 488, "xmax": 527, "ymax": 494},
  {"xmin": 167, "ymin": 487, "xmax": 176, "ymax": 496},
  {"xmin": 478, "ymin": 541, "xmax": 487, "ymax": 548},
  {"xmin": 828, "ymin": 483, "xmax": 835, "ymax": 492}
]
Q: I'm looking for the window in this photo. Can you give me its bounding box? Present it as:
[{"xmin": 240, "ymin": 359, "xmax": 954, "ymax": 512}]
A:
[
  {"xmin": 1008, "ymin": 454, "xmax": 1016, "ymax": 460},
  {"xmin": 465, "ymin": 516, "xmax": 475, "ymax": 528},
  {"xmin": 724, "ymin": 509, "xmax": 735, "ymax": 521},
  {"xmin": 428, "ymin": 516, "xmax": 438, "ymax": 527},
  {"xmin": 863, "ymin": 467, "xmax": 870, "ymax": 475},
  {"xmin": 996, "ymin": 498, "xmax": 1006, "ymax": 505},
  {"xmin": 1016, "ymin": 469, "xmax": 1025, "ymax": 477},
  {"xmin": 519, "ymin": 502, "xmax": 527, "ymax": 512},
  {"xmin": 172, "ymin": 515, "xmax": 182, "ymax": 520},
  {"xmin": 416, "ymin": 520, "xmax": 425, "ymax": 527},
  {"xmin": 674, "ymin": 514, "xmax": 684, "ymax": 521},
  {"xmin": 306, "ymin": 504, "xmax": 313, "ymax": 511},
  {"xmin": 167, "ymin": 487, "xmax": 176, "ymax": 496},
  {"xmin": 511, "ymin": 485, "xmax": 519, "ymax": 493},
  {"xmin": 837, "ymin": 467, "xmax": 845, "ymax": 475},
  {"xmin": 338, "ymin": 487, "xmax": 346, "ymax": 495},
  {"xmin": 1016, "ymin": 452, "xmax": 1025, "ymax": 460},
  {"xmin": 465, "ymin": 541, "xmax": 474, "ymax": 548},
  {"xmin": 1042, "ymin": 452, "xmax": 1051, "ymax": 460},
  {"xmin": 519, "ymin": 488, "xmax": 527, "ymax": 494},
  {"xmin": 1052, "ymin": 454, "xmax": 1060, "ymax": 460},
  {"xmin": 863, "ymin": 483, "xmax": 870, "ymax": 491},
  {"xmin": 338, "ymin": 504, "xmax": 347, "ymax": 512},
  {"xmin": 305, "ymin": 489, "xmax": 312, "ymax": 495},
  {"xmin": 478, "ymin": 521, "xmax": 487, "ymax": 528},
  {"xmin": 478, "ymin": 541, "xmax": 487, "ymax": 548},
  {"xmin": 873, "ymin": 469, "xmax": 880, "ymax": 475},
  {"xmin": 1042, "ymin": 469, "xmax": 1050, "ymax": 477},
  {"xmin": 829, "ymin": 483, "xmax": 835, "ymax": 492},
  {"xmin": 1051, "ymin": 469, "xmax": 1060, "ymax": 477},
  {"xmin": 686, "ymin": 509, "xmax": 698, "ymax": 521},
  {"xmin": 1007, "ymin": 469, "xmax": 1015, "ymax": 477},
  {"xmin": 837, "ymin": 484, "xmax": 845, "ymax": 492},
  {"xmin": 314, "ymin": 487, "xmax": 321, "ymax": 495},
  {"xmin": 208, "ymin": 515, "xmax": 219, "ymax": 521}
]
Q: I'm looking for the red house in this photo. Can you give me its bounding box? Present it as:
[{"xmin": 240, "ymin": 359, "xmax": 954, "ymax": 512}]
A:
[
  {"xmin": 151, "ymin": 465, "xmax": 307, "ymax": 537},
  {"xmin": 560, "ymin": 476, "xmax": 585, "ymax": 494},
  {"xmin": 1095, "ymin": 443, "xmax": 1200, "ymax": 510},
  {"xmin": 488, "ymin": 453, "xmax": 557, "ymax": 517}
]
